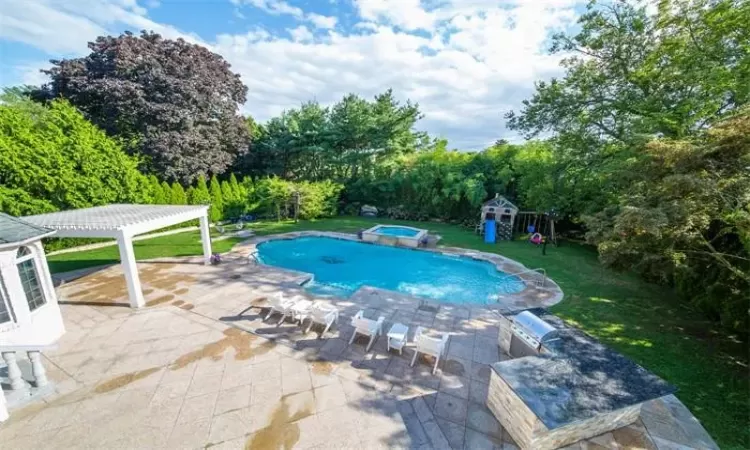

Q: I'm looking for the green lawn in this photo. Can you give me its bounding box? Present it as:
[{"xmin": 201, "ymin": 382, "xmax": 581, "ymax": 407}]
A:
[
  {"xmin": 47, "ymin": 216, "xmax": 748, "ymax": 449},
  {"xmin": 46, "ymin": 230, "xmax": 246, "ymax": 274}
]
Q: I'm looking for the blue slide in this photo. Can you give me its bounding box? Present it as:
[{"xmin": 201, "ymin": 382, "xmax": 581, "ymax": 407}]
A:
[{"xmin": 484, "ymin": 219, "xmax": 496, "ymax": 243}]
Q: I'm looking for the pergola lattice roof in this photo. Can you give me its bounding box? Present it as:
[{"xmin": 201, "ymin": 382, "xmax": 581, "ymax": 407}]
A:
[{"xmin": 23, "ymin": 204, "xmax": 208, "ymax": 236}]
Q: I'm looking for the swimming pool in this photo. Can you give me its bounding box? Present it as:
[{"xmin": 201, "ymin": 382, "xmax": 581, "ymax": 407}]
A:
[{"xmin": 256, "ymin": 236, "xmax": 525, "ymax": 305}]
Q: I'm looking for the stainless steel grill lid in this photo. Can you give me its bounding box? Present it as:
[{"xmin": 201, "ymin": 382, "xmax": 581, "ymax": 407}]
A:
[{"xmin": 513, "ymin": 311, "xmax": 556, "ymax": 342}]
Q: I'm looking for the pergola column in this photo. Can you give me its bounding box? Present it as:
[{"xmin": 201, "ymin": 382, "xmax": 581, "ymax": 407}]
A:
[
  {"xmin": 199, "ymin": 214, "xmax": 212, "ymax": 265},
  {"xmin": 116, "ymin": 231, "xmax": 145, "ymax": 308}
]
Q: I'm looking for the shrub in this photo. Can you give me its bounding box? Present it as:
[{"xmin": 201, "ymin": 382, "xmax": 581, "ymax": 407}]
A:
[
  {"xmin": 0, "ymin": 96, "xmax": 150, "ymax": 215},
  {"xmin": 253, "ymin": 177, "xmax": 343, "ymax": 221}
]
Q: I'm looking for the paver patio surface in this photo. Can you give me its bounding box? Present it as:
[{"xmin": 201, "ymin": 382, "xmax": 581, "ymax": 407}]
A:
[{"xmin": 0, "ymin": 234, "xmax": 717, "ymax": 449}]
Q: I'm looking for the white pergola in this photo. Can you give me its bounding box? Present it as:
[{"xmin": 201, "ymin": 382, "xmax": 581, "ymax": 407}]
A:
[{"xmin": 23, "ymin": 204, "xmax": 212, "ymax": 309}]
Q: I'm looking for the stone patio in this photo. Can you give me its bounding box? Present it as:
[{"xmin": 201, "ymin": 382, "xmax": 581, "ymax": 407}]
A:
[{"xmin": 0, "ymin": 233, "xmax": 717, "ymax": 449}]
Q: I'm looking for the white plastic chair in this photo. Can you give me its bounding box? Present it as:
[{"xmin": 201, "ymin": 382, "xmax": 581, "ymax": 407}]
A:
[
  {"xmin": 303, "ymin": 303, "xmax": 340, "ymax": 335},
  {"xmin": 348, "ymin": 310, "xmax": 385, "ymax": 352},
  {"xmin": 264, "ymin": 293, "xmax": 298, "ymax": 325},
  {"xmin": 410, "ymin": 326, "xmax": 450, "ymax": 374}
]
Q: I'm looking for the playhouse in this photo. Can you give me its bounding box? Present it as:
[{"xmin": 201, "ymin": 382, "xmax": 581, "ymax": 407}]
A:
[{"xmin": 480, "ymin": 195, "xmax": 518, "ymax": 240}]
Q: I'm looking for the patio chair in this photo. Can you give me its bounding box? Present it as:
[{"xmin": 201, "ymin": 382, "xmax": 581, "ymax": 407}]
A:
[
  {"xmin": 410, "ymin": 326, "xmax": 450, "ymax": 374},
  {"xmin": 264, "ymin": 293, "xmax": 298, "ymax": 325},
  {"xmin": 302, "ymin": 302, "xmax": 340, "ymax": 335},
  {"xmin": 290, "ymin": 299, "xmax": 314, "ymax": 324},
  {"xmin": 348, "ymin": 310, "xmax": 385, "ymax": 352}
]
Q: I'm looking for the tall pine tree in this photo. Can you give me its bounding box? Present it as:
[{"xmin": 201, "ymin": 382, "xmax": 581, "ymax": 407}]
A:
[
  {"xmin": 229, "ymin": 173, "xmax": 242, "ymax": 201},
  {"xmin": 159, "ymin": 181, "xmax": 171, "ymax": 205},
  {"xmin": 221, "ymin": 180, "xmax": 234, "ymax": 204},
  {"xmin": 149, "ymin": 175, "xmax": 165, "ymax": 204},
  {"xmin": 170, "ymin": 182, "xmax": 187, "ymax": 205},
  {"xmin": 209, "ymin": 175, "xmax": 223, "ymax": 221},
  {"xmin": 186, "ymin": 186, "xmax": 196, "ymax": 205},
  {"xmin": 191, "ymin": 175, "xmax": 211, "ymax": 204}
]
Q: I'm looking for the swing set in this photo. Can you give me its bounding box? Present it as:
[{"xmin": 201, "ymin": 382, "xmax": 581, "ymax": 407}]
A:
[{"xmin": 515, "ymin": 211, "xmax": 558, "ymax": 246}]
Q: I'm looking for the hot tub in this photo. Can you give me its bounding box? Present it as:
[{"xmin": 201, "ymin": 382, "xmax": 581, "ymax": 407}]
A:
[{"xmin": 361, "ymin": 225, "xmax": 428, "ymax": 248}]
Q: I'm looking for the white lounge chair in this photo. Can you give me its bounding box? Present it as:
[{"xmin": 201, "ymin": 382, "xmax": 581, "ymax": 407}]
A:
[
  {"xmin": 348, "ymin": 310, "xmax": 385, "ymax": 352},
  {"xmin": 290, "ymin": 299, "xmax": 314, "ymax": 324},
  {"xmin": 410, "ymin": 326, "xmax": 450, "ymax": 374},
  {"xmin": 264, "ymin": 293, "xmax": 298, "ymax": 325},
  {"xmin": 302, "ymin": 302, "xmax": 339, "ymax": 335}
]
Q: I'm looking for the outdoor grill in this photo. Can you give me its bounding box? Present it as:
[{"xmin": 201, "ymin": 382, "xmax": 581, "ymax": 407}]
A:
[{"xmin": 509, "ymin": 310, "xmax": 558, "ymax": 358}]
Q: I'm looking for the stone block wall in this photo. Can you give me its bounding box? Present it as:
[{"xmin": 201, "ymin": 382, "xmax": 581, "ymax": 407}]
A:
[
  {"xmin": 487, "ymin": 369, "xmax": 539, "ymax": 449},
  {"xmin": 532, "ymin": 404, "xmax": 641, "ymax": 449},
  {"xmin": 487, "ymin": 369, "xmax": 642, "ymax": 450},
  {"xmin": 497, "ymin": 315, "xmax": 512, "ymax": 354}
]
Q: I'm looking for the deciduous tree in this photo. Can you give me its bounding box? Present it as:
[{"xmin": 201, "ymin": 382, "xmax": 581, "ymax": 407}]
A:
[{"xmin": 38, "ymin": 31, "xmax": 250, "ymax": 183}]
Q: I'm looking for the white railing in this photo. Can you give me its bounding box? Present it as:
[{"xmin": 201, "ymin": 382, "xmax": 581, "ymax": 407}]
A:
[
  {"xmin": 247, "ymin": 251, "xmax": 260, "ymax": 264},
  {"xmin": 504, "ymin": 268, "xmax": 547, "ymax": 287}
]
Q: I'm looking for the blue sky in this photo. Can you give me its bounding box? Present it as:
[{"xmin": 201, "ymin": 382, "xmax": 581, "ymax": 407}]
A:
[{"xmin": 0, "ymin": 0, "xmax": 587, "ymax": 149}]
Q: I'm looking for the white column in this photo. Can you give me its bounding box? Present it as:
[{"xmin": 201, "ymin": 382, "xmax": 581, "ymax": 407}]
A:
[
  {"xmin": 116, "ymin": 231, "xmax": 145, "ymax": 308},
  {"xmin": 27, "ymin": 351, "xmax": 48, "ymax": 388},
  {"xmin": 2, "ymin": 351, "xmax": 26, "ymax": 390},
  {"xmin": 199, "ymin": 214, "xmax": 212, "ymax": 265},
  {"xmin": 0, "ymin": 385, "xmax": 8, "ymax": 422}
]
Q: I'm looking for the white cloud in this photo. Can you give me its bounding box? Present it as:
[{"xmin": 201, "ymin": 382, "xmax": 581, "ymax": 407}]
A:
[
  {"xmin": 288, "ymin": 25, "xmax": 313, "ymax": 42},
  {"xmin": 0, "ymin": 0, "xmax": 202, "ymax": 55},
  {"xmin": 235, "ymin": 0, "xmax": 303, "ymax": 18},
  {"xmin": 216, "ymin": 0, "xmax": 582, "ymax": 148},
  {"xmin": 235, "ymin": 0, "xmax": 338, "ymax": 30},
  {"xmin": 0, "ymin": 2, "xmax": 108, "ymax": 54},
  {"xmin": 0, "ymin": 61, "xmax": 51, "ymax": 87},
  {"xmin": 354, "ymin": 0, "xmax": 435, "ymax": 31},
  {"xmin": 307, "ymin": 13, "xmax": 337, "ymax": 30},
  {"xmin": 0, "ymin": 0, "xmax": 586, "ymax": 149}
]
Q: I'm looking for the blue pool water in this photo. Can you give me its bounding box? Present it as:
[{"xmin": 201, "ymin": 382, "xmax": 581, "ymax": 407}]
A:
[
  {"xmin": 257, "ymin": 236, "xmax": 525, "ymax": 304},
  {"xmin": 371, "ymin": 226, "xmax": 420, "ymax": 237}
]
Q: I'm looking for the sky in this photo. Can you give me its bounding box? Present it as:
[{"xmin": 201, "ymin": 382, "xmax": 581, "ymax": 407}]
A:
[{"xmin": 0, "ymin": 0, "xmax": 587, "ymax": 149}]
